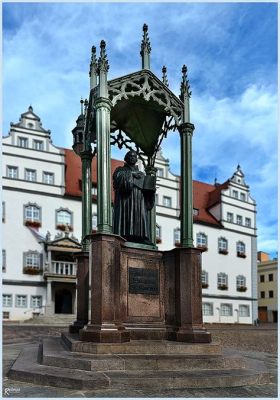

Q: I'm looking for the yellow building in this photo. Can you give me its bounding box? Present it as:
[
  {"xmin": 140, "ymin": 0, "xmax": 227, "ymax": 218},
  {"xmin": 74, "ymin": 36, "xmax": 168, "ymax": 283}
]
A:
[{"xmin": 257, "ymin": 251, "xmax": 278, "ymax": 322}]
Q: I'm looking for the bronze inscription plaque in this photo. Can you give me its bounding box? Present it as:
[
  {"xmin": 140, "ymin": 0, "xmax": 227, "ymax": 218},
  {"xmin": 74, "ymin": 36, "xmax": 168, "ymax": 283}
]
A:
[{"xmin": 129, "ymin": 267, "xmax": 159, "ymax": 295}]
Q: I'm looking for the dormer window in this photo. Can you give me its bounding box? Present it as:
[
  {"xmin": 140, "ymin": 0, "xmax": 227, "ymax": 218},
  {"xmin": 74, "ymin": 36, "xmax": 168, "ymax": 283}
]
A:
[
  {"xmin": 18, "ymin": 137, "xmax": 28, "ymax": 148},
  {"xmin": 33, "ymin": 140, "xmax": 44, "ymax": 151},
  {"xmin": 240, "ymin": 192, "xmax": 246, "ymax": 202},
  {"xmin": 157, "ymin": 168, "xmax": 164, "ymax": 177},
  {"xmin": 236, "ymin": 215, "xmax": 243, "ymax": 225}
]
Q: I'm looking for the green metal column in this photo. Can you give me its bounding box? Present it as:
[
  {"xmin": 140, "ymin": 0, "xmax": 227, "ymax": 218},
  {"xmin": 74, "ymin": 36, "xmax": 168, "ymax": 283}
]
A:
[
  {"xmin": 179, "ymin": 123, "xmax": 195, "ymax": 248},
  {"xmin": 145, "ymin": 165, "xmax": 157, "ymax": 245},
  {"xmin": 180, "ymin": 64, "xmax": 194, "ymax": 248},
  {"xmin": 95, "ymin": 40, "xmax": 112, "ymax": 234},
  {"xmin": 81, "ymin": 150, "xmax": 93, "ymax": 247}
]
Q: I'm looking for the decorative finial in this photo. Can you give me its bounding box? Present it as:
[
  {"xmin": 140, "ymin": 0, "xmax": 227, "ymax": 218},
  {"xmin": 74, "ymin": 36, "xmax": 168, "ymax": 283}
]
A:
[
  {"xmin": 98, "ymin": 40, "xmax": 109, "ymax": 73},
  {"xmin": 89, "ymin": 46, "xmax": 98, "ymax": 89},
  {"xmin": 237, "ymin": 163, "xmax": 241, "ymax": 170},
  {"xmin": 140, "ymin": 23, "xmax": 151, "ymax": 69},
  {"xmin": 162, "ymin": 66, "xmax": 169, "ymax": 87},
  {"xmin": 84, "ymin": 98, "xmax": 88, "ymax": 115},
  {"xmin": 180, "ymin": 65, "xmax": 191, "ymax": 100},
  {"xmin": 80, "ymin": 98, "xmax": 84, "ymax": 115},
  {"xmin": 89, "ymin": 46, "xmax": 97, "ymax": 76},
  {"xmin": 28, "ymin": 105, "xmax": 33, "ymax": 112}
]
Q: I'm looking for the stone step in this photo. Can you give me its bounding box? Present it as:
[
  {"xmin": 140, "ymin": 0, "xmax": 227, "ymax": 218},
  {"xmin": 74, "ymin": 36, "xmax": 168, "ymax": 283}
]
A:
[
  {"xmin": 24, "ymin": 315, "xmax": 75, "ymax": 325},
  {"xmin": 9, "ymin": 343, "xmax": 270, "ymax": 390},
  {"xmin": 42, "ymin": 337, "xmax": 246, "ymax": 371},
  {"xmin": 62, "ymin": 332, "xmax": 223, "ymax": 355}
]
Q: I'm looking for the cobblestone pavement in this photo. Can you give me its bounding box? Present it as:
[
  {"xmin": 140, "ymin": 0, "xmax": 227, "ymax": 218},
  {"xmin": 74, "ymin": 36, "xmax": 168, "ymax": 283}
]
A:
[{"xmin": 2, "ymin": 323, "xmax": 278, "ymax": 398}]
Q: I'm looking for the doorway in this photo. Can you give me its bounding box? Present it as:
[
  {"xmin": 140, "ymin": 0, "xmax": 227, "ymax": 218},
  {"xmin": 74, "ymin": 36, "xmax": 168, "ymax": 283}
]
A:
[{"xmin": 55, "ymin": 289, "xmax": 73, "ymax": 314}]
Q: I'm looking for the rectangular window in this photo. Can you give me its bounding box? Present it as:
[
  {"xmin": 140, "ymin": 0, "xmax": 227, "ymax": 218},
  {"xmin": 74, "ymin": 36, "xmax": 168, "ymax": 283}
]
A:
[
  {"xmin": 18, "ymin": 137, "xmax": 28, "ymax": 148},
  {"xmin": 92, "ymin": 214, "xmax": 97, "ymax": 230},
  {"xmin": 16, "ymin": 295, "xmax": 27, "ymax": 308},
  {"xmin": 3, "ymin": 311, "xmax": 10, "ymax": 320},
  {"xmin": 25, "ymin": 253, "xmax": 40, "ymax": 268},
  {"xmin": 220, "ymin": 303, "xmax": 233, "ymax": 316},
  {"xmin": 260, "ymin": 291, "xmax": 265, "ymax": 298},
  {"xmin": 232, "ymin": 190, "xmax": 238, "ymax": 199},
  {"xmin": 2, "ymin": 249, "xmax": 6, "ymax": 273},
  {"xmin": 2, "ymin": 201, "xmax": 6, "ymax": 222},
  {"xmin": 202, "ymin": 302, "xmax": 213, "ymax": 316},
  {"xmin": 7, "ymin": 166, "xmax": 18, "ymax": 179},
  {"xmin": 163, "ymin": 196, "xmax": 172, "ymax": 208},
  {"xmin": 25, "ymin": 205, "xmax": 40, "ymax": 222},
  {"xmin": 157, "ymin": 168, "xmax": 164, "ymax": 177},
  {"xmin": 25, "ymin": 169, "xmax": 37, "ymax": 182},
  {"xmin": 260, "ymin": 275, "xmax": 265, "ymax": 283},
  {"xmin": 236, "ymin": 215, "xmax": 243, "ymax": 225},
  {"xmin": 218, "ymin": 274, "xmax": 227, "ymax": 286},
  {"xmin": 33, "ymin": 140, "xmax": 44, "ymax": 151},
  {"xmin": 43, "ymin": 172, "xmax": 54, "ymax": 185},
  {"xmin": 269, "ymin": 290, "xmax": 274, "ymax": 298},
  {"xmin": 239, "ymin": 305, "xmax": 250, "ymax": 317},
  {"xmin": 3, "ymin": 294, "xmax": 12, "ymax": 307},
  {"xmin": 31, "ymin": 295, "xmax": 42, "ymax": 308},
  {"xmin": 245, "ymin": 218, "xmax": 251, "ymax": 227},
  {"xmin": 240, "ymin": 193, "xmax": 246, "ymax": 202},
  {"xmin": 227, "ymin": 212, "xmax": 233, "ymax": 222},
  {"xmin": 174, "ymin": 229, "xmax": 180, "ymax": 244},
  {"xmin": 269, "ymin": 274, "xmax": 273, "ymax": 282}
]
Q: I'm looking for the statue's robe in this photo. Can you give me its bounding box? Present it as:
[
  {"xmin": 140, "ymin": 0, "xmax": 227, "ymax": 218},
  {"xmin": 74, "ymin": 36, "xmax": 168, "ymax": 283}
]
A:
[{"xmin": 113, "ymin": 164, "xmax": 154, "ymax": 243}]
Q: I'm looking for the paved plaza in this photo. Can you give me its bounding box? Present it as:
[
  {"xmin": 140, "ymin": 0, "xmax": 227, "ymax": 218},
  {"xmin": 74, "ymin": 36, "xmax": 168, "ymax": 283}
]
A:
[{"xmin": 2, "ymin": 323, "xmax": 278, "ymax": 398}]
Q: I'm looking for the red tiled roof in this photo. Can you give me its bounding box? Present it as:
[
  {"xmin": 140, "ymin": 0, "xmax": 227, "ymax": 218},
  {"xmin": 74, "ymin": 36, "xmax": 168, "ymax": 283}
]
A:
[
  {"xmin": 64, "ymin": 148, "xmax": 224, "ymax": 227},
  {"xmin": 64, "ymin": 148, "xmax": 123, "ymax": 198},
  {"xmin": 193, "ymin": 180, "xmax": 222, "ymax": 227}
]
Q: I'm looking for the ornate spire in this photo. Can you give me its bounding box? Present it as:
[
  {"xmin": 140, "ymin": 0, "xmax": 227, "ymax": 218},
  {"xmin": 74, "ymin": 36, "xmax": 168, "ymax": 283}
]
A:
[
  {"xmin": 80, "ymin": 98, "xmax": 84, "ymax": 115},
  {"xmin": 162, "ymin": 66, "xmax": 169, "ymax": 87},
  {"xmin": 180, "ymin": 65, "xmax": 191, "ymax": 100},
  {"xmin": 98, "ymin": 40, "xmax": 109, "ymax": 73},
  {"xmin": 140, "ymin": 24, "xmax": 151, "ymax": 69},
  {"xmin": 89, "ymin": 46, "xmax": 98, "ymax": 76}
]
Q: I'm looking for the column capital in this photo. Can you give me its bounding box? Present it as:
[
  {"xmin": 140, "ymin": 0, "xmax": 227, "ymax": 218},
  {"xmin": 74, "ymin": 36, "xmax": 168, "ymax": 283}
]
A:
[
  {"xmin": 178, "ymin": 122, "xmax": 195, "ymax": 135},
  {"xmin": 80, "ymin": 149, "xmax": 93, "ymax": 161},
  {"xmin": 145, "ymin": 165, "xmax": 157, "ymax": 176},
  {"xmin": 95, "ymin": 97, "xmax": 112, "ymax": 110}
]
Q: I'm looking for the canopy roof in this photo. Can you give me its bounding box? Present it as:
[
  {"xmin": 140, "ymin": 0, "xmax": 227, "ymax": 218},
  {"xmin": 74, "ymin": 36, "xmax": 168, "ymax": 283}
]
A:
[{"xmin": 107, "ymin": 70, "xmax": 183, "ymax": 156}]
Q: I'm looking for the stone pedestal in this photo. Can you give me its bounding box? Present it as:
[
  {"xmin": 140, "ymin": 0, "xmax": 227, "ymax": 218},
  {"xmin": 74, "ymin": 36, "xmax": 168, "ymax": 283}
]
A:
[
  {"xmin": 79, "ymin": 234, "xmax": 130, "ymax": 343},
  {"xmin": 163, "ymin": 247, "xmax": 211, "ymax": 343},
  {"xmin": 69, "ymin": 251, "xmax": 89, "ymax": 333}
]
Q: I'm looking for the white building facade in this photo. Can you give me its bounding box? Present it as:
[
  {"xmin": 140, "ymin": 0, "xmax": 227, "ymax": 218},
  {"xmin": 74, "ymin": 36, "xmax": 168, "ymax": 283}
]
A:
[{"xmin": 2, "ymin": 107, "xmax": 258, "ymax": 324}]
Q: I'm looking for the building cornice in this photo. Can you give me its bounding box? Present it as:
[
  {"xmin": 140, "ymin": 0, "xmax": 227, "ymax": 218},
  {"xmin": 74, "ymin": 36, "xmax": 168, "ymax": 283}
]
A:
[{"xmin": 3, "ymin": 280, "xmax": 46, "ymax": 286}]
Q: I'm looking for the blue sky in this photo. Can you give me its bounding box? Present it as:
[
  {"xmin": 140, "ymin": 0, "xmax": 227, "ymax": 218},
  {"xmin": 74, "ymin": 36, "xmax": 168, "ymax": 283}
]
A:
[{"xmin": 2, "ymin": 3, "xmax": 278, "ymax": 257}]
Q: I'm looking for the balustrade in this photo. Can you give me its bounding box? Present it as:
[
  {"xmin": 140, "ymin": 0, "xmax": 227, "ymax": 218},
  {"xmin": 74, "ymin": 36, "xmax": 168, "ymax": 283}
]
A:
[{"xmin": 51, "ymin": 261, "xmax": 76, "ymax": 276}]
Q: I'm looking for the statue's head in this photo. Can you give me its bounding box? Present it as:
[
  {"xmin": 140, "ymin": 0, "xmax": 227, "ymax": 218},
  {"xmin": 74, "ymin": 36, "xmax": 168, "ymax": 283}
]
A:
[{"xmin": 124, "ymin": 150, "xmax": 137, "ymax": 166}]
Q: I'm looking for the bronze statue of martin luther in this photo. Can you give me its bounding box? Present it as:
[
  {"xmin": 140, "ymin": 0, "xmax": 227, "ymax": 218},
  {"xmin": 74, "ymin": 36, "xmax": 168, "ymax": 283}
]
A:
[{"xmin": 113, "ymin": 150, "xmax": 156, "ymax": 244}]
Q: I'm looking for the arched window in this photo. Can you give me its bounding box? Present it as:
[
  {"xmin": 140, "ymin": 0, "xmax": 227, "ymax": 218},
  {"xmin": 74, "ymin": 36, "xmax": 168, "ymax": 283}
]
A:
[
  {"xmin": 156, "ymin": 224, "xmax": 162, "ymax": 243},
  {"xmin": 218, "ymin": 237, "xmax": 228, "ymax": 254},
  {"xmin": 217, "ymin": 272, "xmax": 228, "ymax": 290},
  {"xmin": 56, "ymin": 208, "xmax": 73, "ymax": 231},
  {"xmin": 237, "ymin": 241, "xmax": 246, "ymax": 257},
  {"xmin": 196, "ymin": 232, "xmax": 207, "ymax": 250},
  {"xmin": 24, "ymin": 203, "xmax": 41, "ymax": 227}
]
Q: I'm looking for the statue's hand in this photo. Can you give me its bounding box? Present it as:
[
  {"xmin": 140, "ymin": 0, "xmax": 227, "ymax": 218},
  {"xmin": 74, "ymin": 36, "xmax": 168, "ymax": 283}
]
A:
[{"xmin": 132, "ymin": 172, "xmax": 142, "ymax": 179}]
